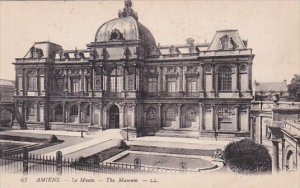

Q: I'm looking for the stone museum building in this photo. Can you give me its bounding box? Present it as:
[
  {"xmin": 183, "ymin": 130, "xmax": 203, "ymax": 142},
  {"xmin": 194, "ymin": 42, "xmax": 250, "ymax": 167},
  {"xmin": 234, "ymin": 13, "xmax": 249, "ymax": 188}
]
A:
[{"xmin": 13, "ymin": 0, "xmax": 254, "ymax": 138}]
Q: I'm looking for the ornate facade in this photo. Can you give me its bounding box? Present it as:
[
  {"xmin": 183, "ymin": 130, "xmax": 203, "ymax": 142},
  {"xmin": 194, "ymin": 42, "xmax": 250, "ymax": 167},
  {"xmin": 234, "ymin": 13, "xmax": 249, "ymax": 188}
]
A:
[{"xmin": 13, "ymin": 0, "xmax": 254, "ymax": 138}]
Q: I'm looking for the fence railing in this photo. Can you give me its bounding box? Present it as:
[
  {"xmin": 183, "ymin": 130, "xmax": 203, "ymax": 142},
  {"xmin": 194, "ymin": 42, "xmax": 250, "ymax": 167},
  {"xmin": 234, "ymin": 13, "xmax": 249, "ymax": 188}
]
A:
[{"xmin": 0, "ymin": 149, "xmax": 202, "ymax": 175}]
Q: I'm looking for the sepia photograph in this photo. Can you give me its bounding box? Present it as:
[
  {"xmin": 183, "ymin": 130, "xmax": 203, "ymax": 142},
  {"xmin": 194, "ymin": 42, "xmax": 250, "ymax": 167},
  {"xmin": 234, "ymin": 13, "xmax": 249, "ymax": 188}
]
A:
[{"xmin": 0, "ymin": 0, "xmax": 299, "ymax": 188}]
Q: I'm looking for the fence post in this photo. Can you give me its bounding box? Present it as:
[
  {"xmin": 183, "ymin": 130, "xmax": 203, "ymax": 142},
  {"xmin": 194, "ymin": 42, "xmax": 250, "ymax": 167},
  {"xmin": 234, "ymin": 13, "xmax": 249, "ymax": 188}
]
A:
[
  {"xmin": 23, "ymin": 148, "xmax": 28, "ymax": 175},
  {"xmin": 56, "ymin": 151, "xmax": 62, "ymax": 176}
]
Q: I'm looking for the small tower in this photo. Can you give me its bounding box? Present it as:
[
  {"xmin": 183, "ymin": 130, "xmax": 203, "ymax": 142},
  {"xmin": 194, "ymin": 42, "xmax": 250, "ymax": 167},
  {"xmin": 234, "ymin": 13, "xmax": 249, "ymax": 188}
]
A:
[{"xmin": 118, "ymin": 0, "xmax": 138, "ymax": 20}]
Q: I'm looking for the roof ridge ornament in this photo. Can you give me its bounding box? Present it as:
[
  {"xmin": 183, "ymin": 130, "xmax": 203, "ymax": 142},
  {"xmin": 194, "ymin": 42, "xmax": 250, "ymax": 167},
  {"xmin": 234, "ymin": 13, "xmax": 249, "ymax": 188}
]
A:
[{"xmin": 118, "ymin": 0, "xmax": 138, "ymax": 20}]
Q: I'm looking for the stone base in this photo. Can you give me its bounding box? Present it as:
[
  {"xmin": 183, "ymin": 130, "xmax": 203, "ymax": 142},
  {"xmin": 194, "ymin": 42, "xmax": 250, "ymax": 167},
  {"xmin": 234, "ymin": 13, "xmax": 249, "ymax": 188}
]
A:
[
  {"xmin": 155, "ymin": 129, "xmax": 199, "ymax": 138},
  {"xmin": 199, "ymin": 130, "xmax": 250, "ymax": 138},
  {"xmin": 121, "ymin": 127, "xmax": 137, "ymax": 139}
]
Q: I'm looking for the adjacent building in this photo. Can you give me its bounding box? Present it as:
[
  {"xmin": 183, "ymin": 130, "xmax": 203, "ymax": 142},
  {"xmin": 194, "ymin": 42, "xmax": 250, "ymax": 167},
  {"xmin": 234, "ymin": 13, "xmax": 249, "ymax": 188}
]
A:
[
  {"xmin": 0, "ymin": 79, "xmax": 15, "ymax": 127},
  {"xmin": 13, "ymin": 0, "xmax": 254, "ymax": 138}
]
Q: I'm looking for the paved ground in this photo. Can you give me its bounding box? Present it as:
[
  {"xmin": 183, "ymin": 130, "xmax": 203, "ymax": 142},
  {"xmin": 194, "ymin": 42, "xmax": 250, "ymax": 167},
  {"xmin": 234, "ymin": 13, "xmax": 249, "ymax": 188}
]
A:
[{"xmin": 0, "ymin": 129, "xmax": 234, "ymax": 159}]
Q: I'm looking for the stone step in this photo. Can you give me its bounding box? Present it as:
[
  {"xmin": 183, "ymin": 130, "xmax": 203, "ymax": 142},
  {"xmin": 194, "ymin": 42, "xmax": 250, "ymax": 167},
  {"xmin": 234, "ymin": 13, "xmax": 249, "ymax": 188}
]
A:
[{"xmin": 155, "ymin": 129, "xmax": 199, "ymax": 138}]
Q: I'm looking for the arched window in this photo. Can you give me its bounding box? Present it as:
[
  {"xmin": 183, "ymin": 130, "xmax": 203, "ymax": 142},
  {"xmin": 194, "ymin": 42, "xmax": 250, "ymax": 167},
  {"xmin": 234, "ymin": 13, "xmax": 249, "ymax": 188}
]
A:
[
  {"xmin": 55, "ymin": 104, "xmax": 63, "ymax": 115},
  {"xmin": 166, "ymin": 107, "xmax": 176, "ymax": 120},
  {"xmin": 70, "ymin": 105, "xmax": 78, "ymax": 116},
  {"xmin": 217, "ymin": 107, "xmax": 232, "ymax": 123},
  {"xmin": 27, "ymin": 70, "xmax": 37, "ymax": 91},
  {"xmin": 186, "ymin": 108, "xmax": 196, "ymax": 121},
  {"xmin": 110, "ymin": 68, "xmax": 122, "ymax": 92},
  {"xmin": 218, "ymin": 66, "xmax": 232, "ymax": 91},
  {"xmin": 147, "ymin": 107, "xmax": 156, "ymax": 120}
]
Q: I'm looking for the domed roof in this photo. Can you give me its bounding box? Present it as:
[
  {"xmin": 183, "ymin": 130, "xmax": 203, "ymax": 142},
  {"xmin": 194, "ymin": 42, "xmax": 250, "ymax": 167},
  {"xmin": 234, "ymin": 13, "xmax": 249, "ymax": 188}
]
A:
[{"xmin": 94, "ymin": 0, "xmax": 156, "ymax": 48}]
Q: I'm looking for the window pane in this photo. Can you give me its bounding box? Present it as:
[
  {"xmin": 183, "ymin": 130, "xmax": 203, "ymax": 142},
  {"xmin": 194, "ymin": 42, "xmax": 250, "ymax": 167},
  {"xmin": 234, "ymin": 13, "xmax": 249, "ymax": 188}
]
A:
[
  {"xmin": 218, "ymin": 67, "xmax": 232, "ymax": 91},
  {"xmin": 167, "ymin": 77, "xmax": 176, "ymax": 92},
  {"xmin": 218, "ymin": 107, "xmax": 232, "ymax": 122},
  {"xmin": 148, "ymin": 78, "xmax": 157, "ymax": 92}
]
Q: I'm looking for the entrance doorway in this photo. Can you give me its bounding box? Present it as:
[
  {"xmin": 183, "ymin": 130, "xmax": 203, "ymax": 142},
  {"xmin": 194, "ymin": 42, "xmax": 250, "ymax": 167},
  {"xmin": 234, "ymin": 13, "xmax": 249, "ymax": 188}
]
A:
[{"xmin": 109, "ymin": 105, "xmax": 119, "ymax": 129}]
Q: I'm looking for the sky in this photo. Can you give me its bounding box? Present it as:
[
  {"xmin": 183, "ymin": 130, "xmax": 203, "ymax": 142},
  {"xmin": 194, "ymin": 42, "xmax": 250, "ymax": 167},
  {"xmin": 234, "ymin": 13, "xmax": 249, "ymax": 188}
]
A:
[{"xmin": 0, "ymin": 0, "xmax": 299, "ymax": 83}]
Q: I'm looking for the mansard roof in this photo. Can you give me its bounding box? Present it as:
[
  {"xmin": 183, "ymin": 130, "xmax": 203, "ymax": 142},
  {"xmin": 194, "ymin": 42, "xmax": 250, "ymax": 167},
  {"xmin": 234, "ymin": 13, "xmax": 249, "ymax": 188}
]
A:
[{"xmin": 208, "ymin": 30, "xmax": 247, "ymax": 51}]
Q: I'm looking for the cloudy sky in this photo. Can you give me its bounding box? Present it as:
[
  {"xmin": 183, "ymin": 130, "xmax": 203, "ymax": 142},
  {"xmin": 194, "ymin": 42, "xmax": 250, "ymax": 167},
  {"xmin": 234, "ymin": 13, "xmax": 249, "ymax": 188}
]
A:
[{"xmin": 0, "ymin": 0, "xmax": 299, "ymax": 83}]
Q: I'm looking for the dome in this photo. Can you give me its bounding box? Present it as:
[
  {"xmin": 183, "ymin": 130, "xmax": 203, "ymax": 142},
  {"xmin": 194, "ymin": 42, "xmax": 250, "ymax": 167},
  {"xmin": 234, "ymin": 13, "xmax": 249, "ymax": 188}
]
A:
[{"xmin": 94, "ymin": 1, "xmax": 156, "ymax": 48}]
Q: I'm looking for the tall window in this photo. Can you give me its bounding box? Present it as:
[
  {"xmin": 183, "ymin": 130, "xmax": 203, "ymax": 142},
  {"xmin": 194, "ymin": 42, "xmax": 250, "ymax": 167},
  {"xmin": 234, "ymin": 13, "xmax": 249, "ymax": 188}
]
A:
[
  {"xmin": 147, "ymin": 107, "xmax": 156, "ymax": 120},
  {"xmin": 217, "ymin": 107, "xmax": 232, "ymax": 123},
  {"xmin": 85, "ymin": 105, "xmax": 90, "ymax": 116},
  {"xmin": 186, "ymin": 108, "xmax": 196, "ymax": 121},
  {"xmin": 55, "ymin": 104, "xmax": 63, "ymax": 115},
  {"xmin": 148, "ymin": 77, "xmax": 157, "ymax": 92},
  {"xmin": 166, "ymin": 107, "xmax": 176, "ymax": 120},
  {"xmin": 71, "ymin": 77, "xmax": 80, "ymax": 93},
  {"xmin": 110, "ymin": 68, "xmax": 122, "ymax": 92},
  {"xmin": 28, "ymin": 71, "xmax": 37, "ymax": 91},
  {"xmin": 167, "ymin": 77, "xmax": 176, "ymax": 92},
  {"xmin": 26, "ymin": 103, "xmax": 35, "ymax": 121},
  {"xmin": 218, "ymin": 67, "xmax": 232, "ymax": 91},
  {"xmin": 70, "ymin": 105, "xmax": 78, "ymax": 116},
  {"xmin": 85, "ymin": 77, "xmax": 90, "ymax": 92},
  {"xmin": 186, "ymin": 77, "xmax": 198, "ymax": 93},
  {"xmin": 56, "ymin": 77, "xmax": 64, "ymax": 91}
]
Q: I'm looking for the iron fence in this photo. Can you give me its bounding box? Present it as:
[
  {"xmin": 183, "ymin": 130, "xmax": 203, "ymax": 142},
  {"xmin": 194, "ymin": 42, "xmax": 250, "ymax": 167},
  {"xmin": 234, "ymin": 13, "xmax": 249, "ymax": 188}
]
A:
[{"xmin": 0, "ymin": 149, "xmax": 202, "ymax": 175}]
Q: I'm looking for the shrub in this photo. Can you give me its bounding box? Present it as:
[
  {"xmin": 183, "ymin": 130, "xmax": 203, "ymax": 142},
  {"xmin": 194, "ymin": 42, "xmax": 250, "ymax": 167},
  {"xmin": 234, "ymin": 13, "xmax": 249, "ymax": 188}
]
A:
[{"xmin": 224, "ymin": 139, "xmax": 271, "ymax": 174}]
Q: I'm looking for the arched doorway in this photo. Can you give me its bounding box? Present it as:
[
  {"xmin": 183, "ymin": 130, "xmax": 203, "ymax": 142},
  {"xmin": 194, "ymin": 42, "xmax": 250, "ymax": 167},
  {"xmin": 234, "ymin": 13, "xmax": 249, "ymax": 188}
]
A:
[
  {"xmin": 286, "ymin": 150, "xmax": 296, "ymax": 171},
  {"xmin": 109, "ymin": 105, "xmax": 119, "ymax": 129}
]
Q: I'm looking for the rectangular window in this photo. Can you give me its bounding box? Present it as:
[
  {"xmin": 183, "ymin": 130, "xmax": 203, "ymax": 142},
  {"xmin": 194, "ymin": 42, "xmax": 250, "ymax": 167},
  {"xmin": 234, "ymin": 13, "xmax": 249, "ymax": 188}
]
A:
[
  {"xmin": 71, "ymin": 78, "xmax": 80, "ymax": 93},
  {"xmin": 28, "ymin": 77, "xmax": 37, "ymax": 91},
  {"xmin": 186, "ymin": 78, "xmax": 198, "ymax": 93},
  {"xmin": 167, "ymin": 77, "xmax": 176, "ymax": 92},
  {"xmin": 85, "ymin": 78, "xmax": 90, "ymax": 92},
  {"xmin": 18, "ymin": 77, "xmax": 22, "ymax": 90},
  {"xmin": 116, "ymin": 77, "xmax": 122, "ymax": 92},
  {"xmin": 148, "ymin": 77, "xmax": 157, "ymax": 92},
  {"xmin": 219, "ymin": 73, "xmax": 232, "ymax": 91}
]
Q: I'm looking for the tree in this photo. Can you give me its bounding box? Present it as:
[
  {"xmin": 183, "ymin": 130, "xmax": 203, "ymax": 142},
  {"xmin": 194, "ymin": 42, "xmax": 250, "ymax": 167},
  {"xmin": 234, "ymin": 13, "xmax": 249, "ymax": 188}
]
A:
[
  {"xmin": 224, "ymin": 139, "xmax": 271, "ymax": 174},
  {"xmin": 288, "ymin": 74, "xmax": 300, "ymax": 102}
]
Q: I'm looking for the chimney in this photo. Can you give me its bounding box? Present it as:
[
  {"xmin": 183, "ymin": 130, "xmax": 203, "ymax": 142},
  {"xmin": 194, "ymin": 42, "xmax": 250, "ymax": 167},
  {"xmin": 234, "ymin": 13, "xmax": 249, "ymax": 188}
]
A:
[{"xmin": 186, "ymin": 38, "xmax": 195, "ymax": 46}]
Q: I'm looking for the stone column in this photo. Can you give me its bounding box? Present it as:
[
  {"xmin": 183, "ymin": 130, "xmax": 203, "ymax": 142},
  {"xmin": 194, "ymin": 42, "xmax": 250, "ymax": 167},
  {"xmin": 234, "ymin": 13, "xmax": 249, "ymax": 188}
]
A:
[
  {"xmin": 123, "ymin": 65, "xmax": 126, "ymax": 91},
  {"xmin": 212, "ymin": 105, "xmax": 216, "ymax": 131},
  {"xmin": 272, "ymin": 140, "xmax": 279, "ymax": 173},
  {"xmin": 80, "ymin": 69, "xmax": 85, "ymax": 93},
  {"xmin": 232, "ymin": 64, "xmax": 239, "ymax": 93},
  {"xmin": 199, "ymin": 103, "xmax": 204, "ymax": 131},
  {"xmin": 119, "ymin": 103, "xmax": 125, "ymax": 128},
  {"xmin": 62, "ymin": 102, "xmax": 66, "ymax": 123},
  {"xmin": 133, "ymin": 66, "xmax": 137, "ymax": 91},
  {"xmin": 281, "ymin": 138, "xmax": 285, "ymax": 170},
  {"xmin": 158, "ymin": 103, "xmax": 162, "ymax": 130},
  {"xmin": 37, "ymin": 69, "xmax": 40, "ymax": 96},
  {"xmin": 132, "ymin": 104, "xmax": 136, "ymax": 128},
  {"xmin": 15, "ymin": 69, "xmax": 19, "ymax": 95},
  {"xmin": 179, "ymin": 66, "xmax": 183, "ymax": 92},
  {"xmin": 36, "ymin": 102, "xmax": 40, "ymax": 122},
  {"xmin": 89, "ymin": 103, "xmax": 93, "ymax": 126},
  {"xmin": 77, "ymin": 102, "xmax": 81, "ymax": 124},
  {"xmin": 22, "ymin": 69, "xmax": 26, "ymax": 95},
  {"xmin": 178, "ymin": 104, "xmax": 182, "ymax": 129},
  {"xmin": 234, "ymin": 105, "xmax": 239, "ymax": 131},
  {"xmin": 247, "ymin": 63, "xmax": 252, "ymax": 92},
  {"xmin": 199, "ymin": 65, "xmax": 204, "ymax": 97},
  {"xmin": 99, "ymin": 103, "xmax": 103, "ymax": 129}
]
